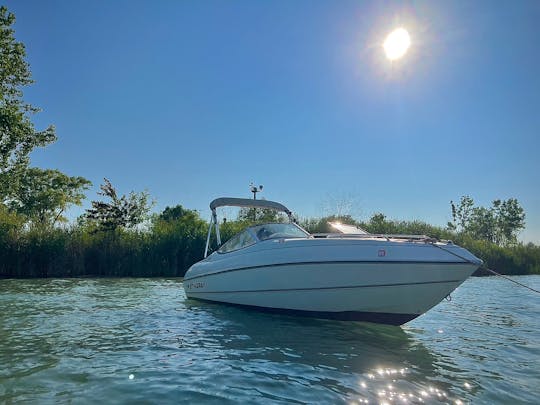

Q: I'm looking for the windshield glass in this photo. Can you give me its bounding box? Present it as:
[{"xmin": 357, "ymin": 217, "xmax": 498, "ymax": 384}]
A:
[
  {"xmin": 251, "ymin": 223, "xmax": 309, "ymax": 241},
  {"xmin": 217, "ymin": 230, "xmax": 256, "ymax": 253},
  {"xmin": 328, "ymin": 222, "xmax": 368, "ymax": 234}
]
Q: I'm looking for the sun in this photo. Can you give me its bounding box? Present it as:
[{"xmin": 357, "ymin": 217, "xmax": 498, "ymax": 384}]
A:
[{"xmin": 383, "ymin": 28, "xmax": 411, "ymax": 61}]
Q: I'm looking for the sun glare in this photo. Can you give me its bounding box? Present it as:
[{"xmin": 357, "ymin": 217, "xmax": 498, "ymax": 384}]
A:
[{"xmin": 383, "ymin": 28, "xmax": 411, "ymax": 61}]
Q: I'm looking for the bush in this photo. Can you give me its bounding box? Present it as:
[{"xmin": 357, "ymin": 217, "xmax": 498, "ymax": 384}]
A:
[{"xmin": 1, "ymin": 209, "xmax": 539, "ymax": 278}]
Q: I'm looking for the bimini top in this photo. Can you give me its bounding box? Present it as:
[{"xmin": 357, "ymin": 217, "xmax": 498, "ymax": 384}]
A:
[{"xmin": 209, "ymin": 197, "xmax": 292, "ymax": 217}]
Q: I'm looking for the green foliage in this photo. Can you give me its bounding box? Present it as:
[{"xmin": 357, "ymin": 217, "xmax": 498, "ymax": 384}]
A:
[
  {"xmin": 363, "ymin": 213, "xmax": 391, "ymax": 233},
  {"xmin": 0, "ymin": 203, "xmax": 24, "ymax": 239},
  {"xmin": 159, "ymin": 205, "xmax": 192, "ymax": 221},
  {"xmin": 0, "ymin": 6, "xmax": 57, "ymax": 200},
  {"xmin": 0, "ymin": 5, "xmax": 89, "ymax": 228},
  {"xmin": 449, "ymin": 196, "xmax": 525, "ymax": 246},
  {"xmin": 492, "ymin": 199, "xmax": 526, "ymax": 245},
  {"xmin": 85, "ymin": 178, "xmax": 153, "ymax": 232},
  {"xmin": 0, "ymin": 188, "xmax": 538, "ymax": 278},
  {"xmin": 150, "ymin": 205, "xmax": 208, "ymax": 273},
  {"xmin": 8, "ymin": 168, "xmax": 91, "ymax": 226},
  {"xmin": 448, "ymin": 195, "xmax": 474, "ymax": 232},
  {"xmin": 237, "ymin": 206, "xmax": 285, "ymax": 224},
  {"xmin": 1, "ymin": 206, "xmax": 539, "ymax": 278},
  {"xmin": 0, "ymin": 6, "xmax": 31, "ymax": 99},
  {"xmin": 453, "ymin": 235, "xmax": 540, "ymax": 276},
  {"xmin": 0, "ymin": 206, "xmax": 209, "ymax": 278}
]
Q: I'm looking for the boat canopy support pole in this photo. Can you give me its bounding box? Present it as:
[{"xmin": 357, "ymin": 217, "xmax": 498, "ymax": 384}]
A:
[
  {"xmin": 214, "ymin": 209, "xmax": 221, "ymax": 247},
  {"xmin": 204, "ymin": 214, "xmax": 214, "ymax": 258},
  {"xmin": 204, "ymin": 209, "xmax": 222, "ymax": 258}
]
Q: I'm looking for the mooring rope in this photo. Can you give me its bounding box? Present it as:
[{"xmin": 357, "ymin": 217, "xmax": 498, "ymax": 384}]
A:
[
  {"xmin": 431, "ymin": 242, "xmax": 540, "ymax": 295},
  {"xmin": 480, "ymin": 267, "xmax": 540, "ymax": 294}
]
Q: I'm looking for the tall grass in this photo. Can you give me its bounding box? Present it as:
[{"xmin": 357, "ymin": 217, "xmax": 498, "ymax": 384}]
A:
[
  {"xmin": 0, "ymin": 214, "xmax": 209, "ymax": 278},
  {"xmin": 1, "ymin": 212, "xmax": 539, "ymax": 278}
]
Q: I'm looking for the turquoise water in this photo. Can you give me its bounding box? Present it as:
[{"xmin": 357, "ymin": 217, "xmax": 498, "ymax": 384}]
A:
[{"xmin": 1, "ymin": 276, "xmax": 538, "ymax": 404}]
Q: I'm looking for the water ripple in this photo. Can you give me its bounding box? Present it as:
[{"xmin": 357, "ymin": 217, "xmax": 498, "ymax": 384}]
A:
[{"xmin": 1, "ymin": 276, "xmax": 539, "ymax": 403}]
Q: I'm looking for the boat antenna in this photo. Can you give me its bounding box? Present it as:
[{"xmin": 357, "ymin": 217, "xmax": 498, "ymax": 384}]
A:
[{"xmin": 250, "ymin": 182, "xmax": 263, "ymax": 200}]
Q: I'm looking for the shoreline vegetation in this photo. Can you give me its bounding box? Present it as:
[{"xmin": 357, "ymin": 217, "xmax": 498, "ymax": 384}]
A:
[
  {"xmin": 1, "ymin": 205, "xmax": 539, "ymax": 279},
  {"xmin": 1, "ymin": 6, "xmax": 539, "ymax": 279}
]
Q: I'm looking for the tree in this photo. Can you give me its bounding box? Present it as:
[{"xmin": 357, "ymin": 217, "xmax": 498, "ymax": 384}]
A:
[
  {"xmin": 159, "ymin": 205, "xmax": 193, "ymax": 222},
  {"xmin": 467, "ymin": 206, "xmax": 497, "ymax": 243},
  {"xmin": 0, "ymin": 6, "xmax": 56, "ymax": 202},
  {"xmin": 8, "ymin": 168, "xmax": 91, "ymax": 226},
  {"xmin": 448, "ymin": 195, "xmax": 474, "ymax": 232},
  {"xmin": 237, "ymin": 207, "xmax": 284, "ymax": 223},
  {"xmin": 85, "ymin": 178, "xmax": 153, "ymax": 231},
  {"xmin": 448, "ymin": 196, "xmax": 525, "ymax": 246},
  {"xmin": 0, "ymin": 203, "xmax": 24, "ymax": 237},
  {"xmin": 154, "ymin": 205, "xmax": 206, "ymax": 240},
  {"xmin": 492, "ymin": 198, "xmax": 525, "ymax": 245}
]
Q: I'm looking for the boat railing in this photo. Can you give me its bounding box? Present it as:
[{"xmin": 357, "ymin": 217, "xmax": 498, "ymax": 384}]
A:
[{"xmin": 312, "ymin": 233, "xmax": 440, "ymax": 243}]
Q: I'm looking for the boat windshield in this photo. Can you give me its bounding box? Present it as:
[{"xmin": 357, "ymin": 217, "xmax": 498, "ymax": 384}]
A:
[
  {"xmin": 328, "ymin": 222, "xmax": 368, "ymax": 234},
  {"xmin": 251, "ymin": 223, "xmax": 309, "ymax": 241},
  {"xmin": 217, "ymin": 229, "xmax": 256, "ymax": 254}
]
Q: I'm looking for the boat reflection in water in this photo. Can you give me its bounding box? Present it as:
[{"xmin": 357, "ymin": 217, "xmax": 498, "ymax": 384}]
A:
[
  {"xmin": 182, "ymin": 297, "xmax": 470, "ymax": 404},
  {"xmin": 185, "ymin": 197, "xmax": 483, "ymax": 325}
]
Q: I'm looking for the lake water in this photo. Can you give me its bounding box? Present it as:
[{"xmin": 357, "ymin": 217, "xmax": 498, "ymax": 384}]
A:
[{"xmin": 1, "ymin": 276, "xmax": 538, "ymax": 404}]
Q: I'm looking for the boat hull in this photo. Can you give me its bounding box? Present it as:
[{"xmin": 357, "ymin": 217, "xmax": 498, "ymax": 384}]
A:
[
  {"xmin": 188, "ymin": 297, "xmax": 419, "ymax": 325},
  {"xmin": 184, "ymin": 261, "xmax": 478, "ymax": 325}
]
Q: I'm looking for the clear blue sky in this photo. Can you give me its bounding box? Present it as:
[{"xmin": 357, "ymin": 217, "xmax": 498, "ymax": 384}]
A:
[{"xmin": 5, "ymin": 0, "xmax": 540, "ymax": 243}]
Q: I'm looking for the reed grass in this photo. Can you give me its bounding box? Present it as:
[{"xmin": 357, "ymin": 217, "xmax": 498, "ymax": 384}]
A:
[{"xmin": 1, "ymin": 213, "xmax": 539, "ymax": 278}]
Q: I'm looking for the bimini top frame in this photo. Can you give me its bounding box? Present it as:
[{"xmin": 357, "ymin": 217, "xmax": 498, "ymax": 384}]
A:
[{"xmin": 204, "ymin": 197, "xmax": 294, "ymax": 257}]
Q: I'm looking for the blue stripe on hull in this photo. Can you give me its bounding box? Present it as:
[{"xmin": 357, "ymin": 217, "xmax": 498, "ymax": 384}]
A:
[
  {"xmin": 183, "ymin": 260, "xmax": 472, "ymax": 282},
  {"xmin": 188, "ymin": 297, "xmax": 419, "ymax": 326}
]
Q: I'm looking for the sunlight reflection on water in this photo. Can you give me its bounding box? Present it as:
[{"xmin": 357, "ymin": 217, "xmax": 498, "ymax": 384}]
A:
[{"xmin": 0, "ymin": 276, "xmax": 539, "ymax": 403}]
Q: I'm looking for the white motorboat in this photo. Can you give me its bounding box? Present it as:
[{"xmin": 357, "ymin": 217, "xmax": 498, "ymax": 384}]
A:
[{"xmin": 184, "ymin": 197, "xmax": 482, "ymax": 325}]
